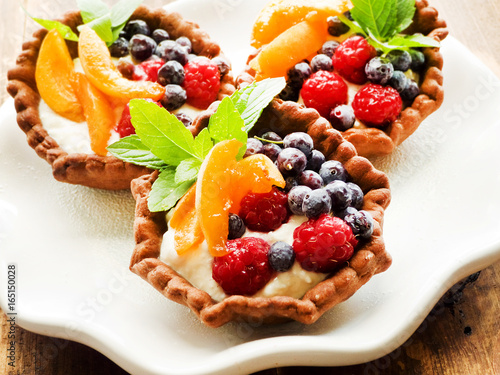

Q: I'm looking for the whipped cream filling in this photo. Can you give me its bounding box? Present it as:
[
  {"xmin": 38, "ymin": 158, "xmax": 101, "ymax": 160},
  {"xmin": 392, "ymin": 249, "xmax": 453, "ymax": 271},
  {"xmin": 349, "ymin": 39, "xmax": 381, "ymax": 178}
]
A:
[{"xmin": 161, "ymin": 215, "xmax": 329, "ymax": 302}]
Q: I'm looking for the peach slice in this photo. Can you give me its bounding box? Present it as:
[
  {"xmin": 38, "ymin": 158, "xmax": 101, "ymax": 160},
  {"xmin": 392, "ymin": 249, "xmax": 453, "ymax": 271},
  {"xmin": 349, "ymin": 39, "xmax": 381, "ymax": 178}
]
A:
[
  {"xmin": 35, "ymin": 29, "xmax": 85, "ymax": 123},
  {"xmin": 169, "ymin": 184, "xmax": 204, "ymax": 255},
  {"xmin": 78, "ymin": 26, "xmax": 165, "ymax": 101},
  {"xmin": 72, "ymin": 72, "xmax": 116, "ymax": 156}
]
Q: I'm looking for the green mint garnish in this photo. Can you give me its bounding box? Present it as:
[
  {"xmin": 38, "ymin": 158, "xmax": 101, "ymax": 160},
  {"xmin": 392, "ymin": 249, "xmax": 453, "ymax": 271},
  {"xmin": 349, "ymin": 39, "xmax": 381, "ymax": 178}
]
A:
[
  {"xmin": 344, "ymin": 0, "xmax": 440, "ymax": 54},
  {"xmin": 108, "ymin": 77, "xmax": 286, "ymax": 212}
]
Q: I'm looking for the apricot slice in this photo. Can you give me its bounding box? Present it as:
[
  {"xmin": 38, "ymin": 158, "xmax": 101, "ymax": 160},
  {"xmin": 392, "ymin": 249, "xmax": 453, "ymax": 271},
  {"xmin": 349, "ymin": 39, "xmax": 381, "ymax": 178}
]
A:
[
  {"xmin": 169, "ymin": 184, "xmax": 204, "ymax": 255},
  {"xmin": 78, "ymin": 26, "xmax": 165, "ymax": 101},
  {"xmin": 72, "ymin": 72, "xmax": 116, "ymax": 156},
  {"xmin": 250, "ymin": 19, "xmax": 329, "ymax": 80},
  {"xmin": 230, "ymin": 153, "xmax": 286, "ymax": 214},
  {"xmin": 35, "ymin": 29, "xmax": 85, "ymax": 123},
  {"xmin": 196, "ymin": 139, "xmax": 242, "ymax": 257},
  {"xmin": 251, "ymin": 0, "xmax": 351, "ymax": 48}
]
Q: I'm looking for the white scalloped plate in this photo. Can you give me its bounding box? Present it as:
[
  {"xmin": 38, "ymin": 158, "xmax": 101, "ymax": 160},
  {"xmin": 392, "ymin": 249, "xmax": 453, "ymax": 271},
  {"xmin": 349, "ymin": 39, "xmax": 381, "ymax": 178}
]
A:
[{"xmin": 2, "ymin": 1, "xmax": 500, "ymax": 374}]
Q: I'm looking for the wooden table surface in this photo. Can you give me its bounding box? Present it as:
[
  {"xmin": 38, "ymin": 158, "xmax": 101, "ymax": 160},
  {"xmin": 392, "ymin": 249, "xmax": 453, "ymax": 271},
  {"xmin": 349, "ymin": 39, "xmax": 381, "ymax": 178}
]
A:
[{"xmin": 1, "ymin": 0, "xmax": 499, "ymax": 374}]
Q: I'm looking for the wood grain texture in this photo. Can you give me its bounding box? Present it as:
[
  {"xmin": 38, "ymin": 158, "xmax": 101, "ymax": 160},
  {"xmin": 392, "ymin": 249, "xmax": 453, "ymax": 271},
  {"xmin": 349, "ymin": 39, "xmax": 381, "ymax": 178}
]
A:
[{"xmin": 1, "ymin": 0, "xmax": 500, "ymax": 374}]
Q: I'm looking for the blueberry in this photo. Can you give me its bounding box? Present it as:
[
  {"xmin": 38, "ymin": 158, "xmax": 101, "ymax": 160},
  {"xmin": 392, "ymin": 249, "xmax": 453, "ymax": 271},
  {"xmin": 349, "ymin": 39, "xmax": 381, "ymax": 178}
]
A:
[
  {"xmin": 279, "ymin": 83, "xmax": 300, "ymax": 102},
  {"xmin": 365, "ymin": 57, "xmax": 394, "ymax": 85},
  {"xmin": 319, "ymin": 160, "xmax": 348, "ymax": 184},
  {"xmin": 260, "ymin": 131, "xmax": 282, "ymax": 143},
  {"xmin": 306, "ymin": 149, "xmax": 325, "ymax": 172},
  {"xmin": 116, "ymin": 58, "xmax": 135, "ymax": 79},
  {"xmin": 109, "ymin": 37, "xmax": 129, "ymax": 57},
  {"xmin": 311, "ymin": 54, "xmax": 333, "ymax": 72},
  {"xmin": 176, "ymin": 36, "xmax": 192, "ymax": 53},
  {"xmin": 129, "ymin": 34, "xmax": 157, "ymax": 61},
  {"xmin": 288, "ymin": 185, "xmax": 312, "ymax": 215},
  {"xmin": 155, "ymin": 40, "xmax": 189, "ymax": 65},
  {"xmin": 346, "ymin": 182, "xmax": 364, "ymax": 209},
  {"xmin": 285, "ymin": 176, "xmax": 299, "ymax": 192},
  {"xmin": 388, "ymin": 71, "xmax": 409, "ymax": 93},
  {"xmin": 319, "ymin": 41, "xmax": 340, "ymax": 58},
  {"xmin": 387, "ymin": 49, "xmax": 412, "ymax": 72},
  {"xmin": 335, "ymin": 206, "xmax": 358, "ymax": 220},
  {"xmin": 302, "ymin": 188, "xmax": 332, "ymax": 218},
  {"xmin": 268, "ymin": 241, "xmax": 295, "ymax": 272},
  {"xmin": 287, "ymin": 62, "xmax": 312, "ymax": 88},
  {"xmin": 244, "ymin": 138, "xmax": 263, "ymax": 158},
  {"xmin": 401, "ymin": 80, "xmax": 420, "ymax": 102},
  {"xmin": 228, "ymin": 213, "xmax": 246, "ymax": 239},
  {"xmin": 330, "ymin": 104, "xmax": 355, "ymax": 131},
  {"xmin": 344, "ymin": 210, "xmax": 374, "ymax": 239},
  {"xmin": 277, "ymin": 147, "xmax": 307, "ymax": 175},
  {"xmin": 160, "ymin": 84, "xmax": 186, "ymax": 111},
  {"xmin": 262, "ymin": 143, "xmax": 282, "ymax": 162},
  {"xmin": 409, "ymin": 49, "xmax": 426, "ymax": 71},
  {"xmin": 324, "ymin": 180, "xmax": 352, "ymax": 211},
  {"xmin": 343, "ymin": 10, "xmax": 354, "ymax": 21},
  {"xmin": 157, "ymin": 61, "xmax": 185, "ymax": 86},
  {"xmin": 151, "ymin": 29, "xmax": 170, "ymax": 44},
  {"xmin": 175, "ymin": 112, "xmax": 192, "ymax": 127},
  {"xmin": 327, "ymin": 15, "xmax": 350, "ymax": 36},
  {"xmin": 123, "ymin": 20, "xmax": 151, "ymax": 38},
  {"xmin": 212, "ymin": 56, "xmax": 231, "ymax": 77},
  {"xmin": 297, "ymin": 170, "xmax": 323, "ymax": 190},
  {"xmin": 283, "ymin": 132, "xmax": 314, "ymax": 158}
]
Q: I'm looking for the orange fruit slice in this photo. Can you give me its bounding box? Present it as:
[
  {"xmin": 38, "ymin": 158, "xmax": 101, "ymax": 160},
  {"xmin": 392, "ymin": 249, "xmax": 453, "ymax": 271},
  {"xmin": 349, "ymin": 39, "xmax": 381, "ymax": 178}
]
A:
[
  {"xmin": 72, "ymin": 72, "xmax": 116, "ymax": 156},
  {"xmin": 169, "ymin": 184, "xmax": 204, "ymax": 255},
  {"xmin": 78, "ymin": 26, "xmax": 165, "ymax": 101},
  {"xmin": 196, "ymin": 139, "xmax": 242, "ymax": 257},
  {"xmin": 35, "ymin": 29, "xmax": 85, "ymax": 123}
]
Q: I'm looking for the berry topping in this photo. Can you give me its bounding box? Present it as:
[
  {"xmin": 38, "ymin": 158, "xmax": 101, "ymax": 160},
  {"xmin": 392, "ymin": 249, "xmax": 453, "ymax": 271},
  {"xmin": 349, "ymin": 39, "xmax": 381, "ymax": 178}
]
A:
[
  {"xmin": 279, "ymin": 83, "xmax": 300, "ymax": 102},
  {"xmin": 123, "ymin": 19, "xmax": 151, "ymax": 38},
  {"xmin": 329, "ymin": 104, "xmax": 355, "ymax": 131},
  {"xmin": 346, "ymin": 182, "xmax": 364, "ymax": 210},
  {"xmin": 262, "ymin": 143, "xmax": 282, "ymax": 162},
  {"xmin": 401, "ymin": 80, "xmax": 420, "ymax": 102},
  {"xmin": 268, "ymin": 241, "xmax": 295, "ymax": 272},
  {"xmin": 302, "ymin": 188, "xmax": 331, "ymax": 218},
  {"xmin": 239, "ymin": 187, "xmax": 290, "ymax": 232},
  {"xmin": 311, "ymin": 54, "xmax": 333, "ymax": 72},
  {"xmin": 365, "ymin": 57, "xmax": 394, "ymax": 85},
  {"xmin": 333, "ymin": 36, "xmax": 377, "ymax": 84},
  {"xmin": 324, "ymin": 180, "xmax": 352, "ymax": 211},
  {"xmin": 261, "ymin": 131, "xmax": 283, "ymax": 143},
  {"xmin": 211, "ymin": 56, "xmax": 231, "ymax": 77},
  {"xmin": 306, "ymin": 149, "xmax": 325, "ymax": 172},
  {"xmin": 151, "ymin": 29, "xmax": 170, "ymax": 44},
  {"xmin": 160, "ymin": 84, "xmax": 187, "ymax": 111},
  {"xmin": 387, "ymin": 49, "xmax": 411, "ymax": 72},
  {"xmin": 157, "ymin": 60, "xmax": 185, "ymax": 86},
  {"xmin": 319, "ymin": 40, "xmax": 340, "ymax": 58},
  {"xmin": 155, "ymin": 40, "xmax": 189, "ymax": 66},
  {"xmin": 301, "ymin": 71, "xmax": 348, "ymax": 118},
  {"xmin": 244, "ymin": 138, "xmax": 264, "ymax": 158},
  {"xmin": 297, "ymin": 170, "xmax": 323, "ymax": 190},
  {"xmin": 344, "ymin": 209, "xmax": 374, "ymax": 239},
  {"xmin": 133, "ymin": 59, "xmax": 164, "ymax": 82},
  {"xmin": 116, "ymin": 58, "xmax": 135, "ymax": 79},
  {"xmin": 129, "ymin": 34, "xmax": 157, "ymax": 61},
  {"xmin": 285, "ymin": 176, "xmax": 299, "ymax": 192},
  {"xmin": 287, "ymin": 62, "xmax": 312, "ymax": 88},
  {"xmin": 283, "ymin": 132, "xmax": 314, "ymax": 158},
  {"xmin": 183, "ymin": 57, "xmax": 221, "ymax": 109},
  {"xmin": 293, "ymin": 214, "xmax": 358, "ymax": 273},
  {"xmin": 175, "ymin": 112, "xmax": 193, "ymax": 127},
  {"xmin": 109, "ymin": 37, "xmax": 129, "ymax": 57},
  {"xmin": 276, "ymin": 147, "xmax": 307, "ymax": 176},
  {"xmin": 115, "ymin": 98, "xmax": 161, "ymax": 137},
  {"xmin": 409, "ymin": 49, "xmax": 426, "ymax": 71},
  {"xmin": 288, "ymin": 185, "xmax": 312, "ymax": 215},
  {"xmin": 388, "ymin": 71, "xmax": 409, "ymax": 93},
  {"xmin": 228, "ymin": 213, "xmax": 246, "ymax": 240},
  {"xmin": 352, "ymin": 84, "xmax": 403, "ymax": 127},
  {"xmin": 212, "ymin": 237, "xmax": 274, "ymax": 296},
  {"xmin": 327, "ymin": 15, "xmax": 350, "ymax": 37},
  {"xmin": 176, "ymin": 36, "xmax": 192, "ymax": 53},
  {"xmin": 318, "ymin": 160, "xmax": 348, "ymax": 184}
]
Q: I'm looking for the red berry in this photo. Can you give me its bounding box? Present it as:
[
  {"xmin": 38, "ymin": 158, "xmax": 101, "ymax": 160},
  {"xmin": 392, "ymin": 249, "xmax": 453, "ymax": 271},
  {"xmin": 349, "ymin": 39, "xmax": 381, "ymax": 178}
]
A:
[
  {"xmin": 293, "ymin": 214, "xmax": 358, "ymax": 273},
  {"xmin": 352, "ymin": 84, "xmax": 402, "ymax": 127},
  {"xmin": 301, "ymin": 71, "xmax": 348, "ymax": 118},
  {"xmin": 183, "ymin": 57, "xmax": 221, "ymax": 109},
  {"xmin": 133, "ymin": 59, "xmax": 164, "ymax": 82},
  {"xmin": 239, "ymin": 187, "xmax": 290, "ymax": 232},
  {"xmin": 333, "ymin": 36, "xmax": 377, "ymax": 84},
  {"xmin": 212, "ymin": 237, "xmax": 274, "ymax": 296},
  {"xmin": 114, "ymin": 99, "xmax": 162, "ymax": 138}
]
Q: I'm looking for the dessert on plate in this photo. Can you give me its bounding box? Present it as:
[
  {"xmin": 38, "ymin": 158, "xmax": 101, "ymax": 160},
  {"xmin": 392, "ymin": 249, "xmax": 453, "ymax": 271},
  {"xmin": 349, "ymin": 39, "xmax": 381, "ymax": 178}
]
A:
[
  {"xmin": 238, "ymin": 0, "xmax": 448, "ymax": 158},
  {"xmin": 7, "ymin": 4, "xmax": 235, "ymax": 189}
]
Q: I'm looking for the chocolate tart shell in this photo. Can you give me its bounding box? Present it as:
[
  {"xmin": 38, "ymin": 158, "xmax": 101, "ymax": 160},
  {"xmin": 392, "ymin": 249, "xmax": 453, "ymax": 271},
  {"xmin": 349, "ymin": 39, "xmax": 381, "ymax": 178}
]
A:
[
  {"xmin": 130, "ymin": 99, "xmax": 391, "ymax": 328},
  {"xmin": 237, "ymin": 0, "xmax": 448, "ymax": 158},
  {"xmin": 7, "ymin": 5, "xmax": 235, "ymax": 190}
]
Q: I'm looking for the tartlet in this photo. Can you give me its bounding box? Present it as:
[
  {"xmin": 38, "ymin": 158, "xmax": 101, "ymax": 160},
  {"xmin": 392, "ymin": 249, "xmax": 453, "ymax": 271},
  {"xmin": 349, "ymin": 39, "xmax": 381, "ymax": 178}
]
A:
[
  {"xmin": 130, "ymin": 99, "xmax": 391, "ymax": 327},
  {"xmin": 7, "ymin": 5, "xmax": 235, "ymax": 190}
]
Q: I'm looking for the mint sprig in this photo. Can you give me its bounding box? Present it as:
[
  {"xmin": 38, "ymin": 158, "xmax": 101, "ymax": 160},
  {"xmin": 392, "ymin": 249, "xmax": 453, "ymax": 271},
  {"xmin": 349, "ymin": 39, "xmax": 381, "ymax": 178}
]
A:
[{"xmin": 108, "ymin": 77, "xmax": 286, "ymax": 212}]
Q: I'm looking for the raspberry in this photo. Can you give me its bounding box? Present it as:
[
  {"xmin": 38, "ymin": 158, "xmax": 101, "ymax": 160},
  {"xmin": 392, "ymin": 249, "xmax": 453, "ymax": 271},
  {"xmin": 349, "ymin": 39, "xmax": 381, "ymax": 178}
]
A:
[
  {"xmin": 183, "ymin": 57, "xmax": 221, "ymax": 109},
  {"xmin": 301, "ymin": 71, "xmax": 348, "ymax": 118},
  {"xmin": 212, "ymin": 237, "xmax": 274, "ymax": 296},
  {"xmin": 133, "ymin": 59, "xmax": 164, "ymax": 82},
  {"xmin": 293, "ymin": 214, "xmax": 358, "ymax": 273},
  {"xmin": 239, "ymin": 187, "xmax": 290, "ymax": 232},
  {"xmin": 115, "ymin": 99, "xmax": 162, "ymax": 137},
  {"xmin": 333, "ymin": 36, "xmax": 377, "ymax": 84},
  {"xmin": 352, "ymin": 84, "xmax": 403, "ymax": 127}
]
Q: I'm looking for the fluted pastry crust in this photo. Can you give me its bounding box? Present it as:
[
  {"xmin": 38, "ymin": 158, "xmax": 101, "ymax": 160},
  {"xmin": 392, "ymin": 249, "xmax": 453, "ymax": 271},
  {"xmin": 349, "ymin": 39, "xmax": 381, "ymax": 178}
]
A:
[
  {"xmin": 7, "ymin": 5, "xmax": 235, "ymax": 190},
  {"xmin": 131, "ymin": 99, "xmax": 391, "ymax": 327}
]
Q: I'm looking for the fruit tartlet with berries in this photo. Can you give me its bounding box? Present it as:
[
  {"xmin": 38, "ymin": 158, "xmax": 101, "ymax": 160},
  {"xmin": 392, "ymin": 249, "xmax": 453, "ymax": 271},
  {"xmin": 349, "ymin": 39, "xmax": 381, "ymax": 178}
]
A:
[
  {"xmin": 238, "ymin": 0, "xmax": 448, "ymax": 158},
  {"xmin": 7, "ymin": 3, "xmax": 235, "ymax": 190},
  {"xmin": 120, "ymin": 79, "xmax": 391, "ymax": 327}
]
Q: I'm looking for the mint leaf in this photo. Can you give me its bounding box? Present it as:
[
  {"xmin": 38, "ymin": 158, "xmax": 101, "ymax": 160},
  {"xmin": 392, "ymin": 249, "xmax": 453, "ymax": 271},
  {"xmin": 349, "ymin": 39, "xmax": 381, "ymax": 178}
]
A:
[
  {"xmin": 107, "ymin": 135, "xmax": 166, "ymax": 170},
  {"xmin": 175, "ymin": 158, "xmax": 202, "ymax": 185},
  {"xmin": 148, "ymin": 168, "xmax": 193, "ymax": 212},
  {"xmin": 32, "ymin": 18, "xmax": 79, "ymax": 42},
  {"xmin": 110, "ymin": 0, "xmax": 143, "ymax": 27},
  {"xmin": 77, "ymin": 0, "xmax": 109, "ymax": 24},
  {"xmin": 395, "ymin": 0, "xmax": 416, "ymax": 34},
  {"xmin": 78, "ymin": 15, "xmax": 114, "ymax": 43},
  {"xmin": 386, "ymin": 34, "xmax": 440, "ymax": 49},
  {"xmin": 351, "ymin": 0, "xmax": 397, "ymax": 40},
  {"xmin": 193, "ymin": 128, "xmax": 213, "ymax": 160},
  {"xmin": 208, "ymin": 97, "xmax": 247, "ymax": 146},
  {"xmin": 231, "ymin": 77, "xmax": 286, "ymax": 132}
]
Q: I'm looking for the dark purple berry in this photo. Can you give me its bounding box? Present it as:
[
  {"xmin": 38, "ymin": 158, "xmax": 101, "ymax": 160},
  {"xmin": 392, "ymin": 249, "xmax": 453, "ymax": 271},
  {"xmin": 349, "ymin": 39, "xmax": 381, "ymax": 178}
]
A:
[
  {"xmin": 129, "ymin": 34, "xmax": 157, "ymax": 61},
  {"xmin": 160, "ymin": 84, "xmax": 186, "ymax": 111},
  {"xmin": 157, "ymin": 61, "xmax": 185, "ymax": 86},
  {"xmin": 116, "ymin": 58, "xmax": 135, "ymax": 79},
  {"xmin": 346, "ymin": 182, "xmax": 364, "ymax": 210},
  {"xmin": 388, "ymin": 71, "xmax": 409, "ymax": 93},
  {"xmin": 320, "ymin": 41, "xmax": 340, "ymax": 57},
  {"xmin": 212, "ymin": 56, "xmax": 231, "ymax": 77},
  {"xmin": 306, "ymin": 149, "xmax": 325, "ymax": 172},
  {"xmin": 123, "ymin": 20, "xmax": 151, "ymax": 38},
  {"xmin": 409, "ymin": 49, "xmax": 426, "ymax": 71},
  {"xmin": 262, "ymin": 143, "xmax": 282, "ymax": 162},
  {"xmin": 288, "ymin": 185, "xmax": 311, "ymax": 215},
  {"xmin": 155, "ymin": 40, "xmax": 189, "ymax": 65},
  {"xmin": 279, "ymin": 83, "xmax": 300, "ymax": 102},
  {"xmin": 302, "ymin": 188, "xmax": 332, "ymax": 218},
  {"xmin": 365, "ymin": 57, "xmax": 394, "ymax": 85},
  {"xmin": 268, "ymin": 241, "xmax": 295, "ymax": 272},
  {"xmin": 330, "ymin": 104, "xmax": 355, "ymax": 131},
  {"xmin": 343, "ymin": 10, "xmax": 354, "ymax": 21},
  {"xmin": 151, "ymin": 29, "xmax": 170, "ymax": 44},
  {"xmin": 260, "ymin": 131, "xmax": 282, "ymax": 142},
  {"xmin": 319, "ymin": 160, "xmax": 348, "ymax": 184},
  {"xmin": 175, "ymin": 112, "xmax": 192, "ymax": 127},
  {"xmin": 335, "ymin": 206, "xmax": 358, "ymax": 220},
  {"xmin": 311, "ymin": 54, "xmax": 333, "ymax": 72},
  {"xmin": 327, "ymin": 15, "xmax": 350, "ymax": 36},
  {"xmin": 287, "ymin": 62, "xmax": 312, "ymax": 88},
  {"xmin": 344, "ymin": 210, "xmax": 374, "ymax": 239},
  {"xmin": 283, "ymin": 132, "xmax": 314, "ymax": 158},
  {"xmin": 401, "ymin": 80, "xmax": 420, "ymax": 102},
  {"xmin": 285, "ymin": 176, "xmax": 298, "ymax": 192},
  {"xmin": 324, "ymin": 180, "xmax": 352, "ymax": 211},
  {"xmin": 176, "ymin": 36, "xmax": 192, "ymax": 53},
  {"xmin": 244, "ymin": 138, "xmax": 263, "ymax": 158},
  {"xmin": 228, "ymin": 213, "xmax": 246, "ymax": 239},
  {"xmin": 109, "ymin": 37, "xmax": 129, "ymax": 57},
  {"xmin": 297, "ymin": 170, "xmax": 323, "ymax": 190},
  {"xmin": 387, "ymin": 49, "xmax": 411, "ymax": 72},
  {"xmin": 277, "ymin": 147, "xmax": 307, "ymax": 175}
]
